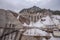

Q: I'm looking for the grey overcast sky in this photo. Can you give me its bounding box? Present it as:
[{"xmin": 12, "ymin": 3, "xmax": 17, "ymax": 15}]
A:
[{"xmin": 0, "ymin": 0, "xmax": 60, "ymax": 12}]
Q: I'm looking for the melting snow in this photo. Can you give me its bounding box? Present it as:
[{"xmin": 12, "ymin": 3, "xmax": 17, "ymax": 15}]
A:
[
  {"xmin": 52, "ymin": 15, "xmax": 60, "ymax": 19},
  {"xmin": 23, "ymin": 29, "xmax": 48, "ymax": 36},
  {"xmin": 41, "ymin": 16, "xmax": 54, "ymax": 25},
  {"xmin": 23, "ymin": 15, "xmax": 60, "ymax": 40}
]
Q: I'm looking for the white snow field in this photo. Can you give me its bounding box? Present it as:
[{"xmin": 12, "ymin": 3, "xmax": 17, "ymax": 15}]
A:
[{"xmin": 23, "ymin": 15, "xmax": 60, "ymax": 40}]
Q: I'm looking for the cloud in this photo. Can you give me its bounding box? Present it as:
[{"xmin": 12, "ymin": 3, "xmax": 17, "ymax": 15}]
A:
[
  {"xmin": 0, "ymin": 0, "xmax": 26, "ymax": 12},
  {"xmin": 26, "ymin": 0, "xmax": 40, "ymax": 3},
  {"xmin": 39, "ymin": 0, "xmax": 60, "ymax": 10},
  {"xmin": 0, "ymin": 0, "xmax": 60, "ymax": 12},
  {"xmin": 25, "ymin": 0, "xmax": 51, "ymax": 4}
]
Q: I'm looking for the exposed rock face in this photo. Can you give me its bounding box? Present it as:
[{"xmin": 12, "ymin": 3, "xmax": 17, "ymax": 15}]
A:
[
  {"xmin": 19, "ymin": 6, "xmax": 52, "ymax": 14},
  {"xmin": 0, "ymin": 9, "xmax": 8, "ymax": 27},
  {"xmin": 19, "ymin": 6, "xmax": 60, "ymax": 15},
  {"xmin": 0, "ymin": 9, "xmax": 23, "ymax": 40},
  {"xmin": 7, "ymin": 10, "xmax": 18, "ymax": 18},
  {"xmin": 19, "ymin": 6, "xmax": 53, "ymax": 23},
  {"xmin": 19, "ymin": 15, "xmax": 30, "ymax": 25},
  {"xmin": 0, "ymin": 9, "xmax": 22, "ymax": 27},
  {"xmin": 0, "ymin": 9, "xmax": 7, "ymax": 36},
  {"xmin": 20, "ymin": 6, "xmax": 41, "ymax": 14},
  {"xmin": 19, "ymin": 6, "xmax": 60, "ymax": 24}
]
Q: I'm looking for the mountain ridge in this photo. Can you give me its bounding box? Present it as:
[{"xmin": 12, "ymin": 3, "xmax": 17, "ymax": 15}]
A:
[{"xmin": 19, "ymin": 6, "xmax": 60, "ymax": 15}]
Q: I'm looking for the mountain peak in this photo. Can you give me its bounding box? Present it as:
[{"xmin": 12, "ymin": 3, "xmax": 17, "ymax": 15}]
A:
[
  {"xmin": 20, "ymin": 6, "xmax": 41, "ymax": 13},
  {"xmin": 32, "ymin": 6, "xmax": 39, "ymax": 8},
  {"xmin": 30, "ymin": 6, "xmax": 41, "ymax": 10}
]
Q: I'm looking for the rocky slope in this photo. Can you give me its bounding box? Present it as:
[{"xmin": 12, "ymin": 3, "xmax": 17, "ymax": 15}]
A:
[
  {"xmin": 19, "ymin": 6, "xmax": 60, "ymax": 15},
  {"xmin": 19, "ymin": 6, "xmax": 60, "ymax": 24},
  {"xmin": 19, "ymin": 6, "xmax": 60, "ymax": 40}
]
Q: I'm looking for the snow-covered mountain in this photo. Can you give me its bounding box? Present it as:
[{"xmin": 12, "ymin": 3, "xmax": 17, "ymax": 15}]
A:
[
  {"xmin": 19, "ymin": 6, "xmax": 60, "ymax": 40},
  {"xmin": 22, "ymin": 15, "xmax": 60, "ymax": 40},
  {"xmin": 23, "ymin": 15, "xmax": 60, "ymax": 27},
  {"xmin": 19, "ymin": 6, "xmax": 60, "ymax": 26}
]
